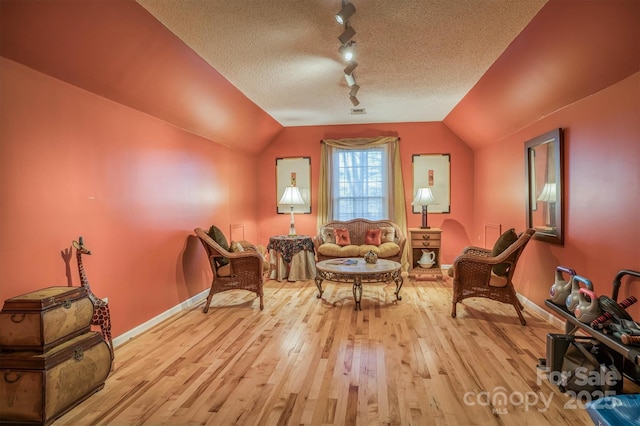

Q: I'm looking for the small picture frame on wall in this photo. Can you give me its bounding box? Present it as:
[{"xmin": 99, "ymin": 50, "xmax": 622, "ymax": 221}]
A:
[
  {"xmin": 276, "ymin": 157, "xmax": 311, "ymax": 214},
  {"xmin": 412, "ymin": 154, "xmax": 451, "ymax": 213}
]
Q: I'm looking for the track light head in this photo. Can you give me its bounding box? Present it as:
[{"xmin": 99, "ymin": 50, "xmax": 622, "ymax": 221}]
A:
[
  {"xmin": 343, "ymin": 61, "xmax": 358, "ymax": 75},
  {"xmin": 349, "ymin": 84, "xmax": 360, "ymax": 97},
  {"xmin": 335, "ymin": 3, "xmax": 356, "ymax": 25},
  {"xmin": 338, "ymin": 42, "xmax": 355, "ymax": 62},
  {"xmin": 344, "ymin": 73, "xmax": 356, "ymax": 87},
  {"xmin": 350, "ymin": 95, "xmax": 360, "ymax": 106},
  {"xmin": 338, "ymin": 25, "xmax": 356, "ymax": 45}
]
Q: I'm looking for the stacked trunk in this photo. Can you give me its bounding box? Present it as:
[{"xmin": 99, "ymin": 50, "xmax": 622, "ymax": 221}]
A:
[{"xmin": 0, "ymin": 287, "xmax": 112, "ymax": 425}]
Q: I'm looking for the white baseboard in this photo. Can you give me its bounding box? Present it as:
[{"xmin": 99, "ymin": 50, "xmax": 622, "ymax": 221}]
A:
[
  {"xmin": 444, "ymin": 266, "xmax": 562, "ymax": 328},
  {"xmin": 111, "ymin": 288, "xmax": 563, "ymax": 349},
  {"xmin": 112, "ymin": 289, "xmax": 209, "ymax": 348},
  {"xmin": 517, "ymin": 293, "xmax": 564, "ymax": 329}
]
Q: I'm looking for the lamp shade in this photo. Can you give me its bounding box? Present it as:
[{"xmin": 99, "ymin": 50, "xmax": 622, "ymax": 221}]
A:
[
  {"xmin": 412, "ymin": 187, "xmax": 437, "ymax": 229},
  {"xmin": 411, "ymin": 187, "xmax": 437, "ymax": 206},
  {"xmin": 537, "ymin": 182, "xmax": 557, "ymax": 202},
  {"xmin": 279, "ymin": 186, "xmax": 305, "ymax": 205}
]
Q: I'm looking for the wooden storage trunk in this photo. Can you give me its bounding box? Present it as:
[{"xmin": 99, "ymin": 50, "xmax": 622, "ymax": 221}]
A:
[
  {"xmin": 0, "ymin": 287, "xmax": 93, "ymax": 353},
  {"xmin": 0, "ymin": 331, "xmax": 112, "ymax": 425}
]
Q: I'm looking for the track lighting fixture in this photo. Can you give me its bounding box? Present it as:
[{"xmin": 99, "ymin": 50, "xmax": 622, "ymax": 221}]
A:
[
  {"xmin": 339, "ymin": 42, "xmax": 355, "ymax": 62},
  {"xmin": 335, "ymin": 2, "xmax": 361, "ymax": 107},
  {"xmin": 335, "ymin": 2, "xmax": 356, "ymax": 25},
  {"xmin": 343, "ymin": 61, "xmax": 358, "ymax": 75},
  {"xmin": 338, "ymin": 25, "xmax": 356, "ymax": 45},
  {"xmin": 344, "ymin": 73, "xmax": 356, "ymax": 87}
]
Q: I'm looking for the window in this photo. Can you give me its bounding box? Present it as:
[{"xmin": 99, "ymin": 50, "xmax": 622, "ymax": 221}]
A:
[{"xmin": 331, "ymin": 146, "xmax": 389, "ymax": 220}]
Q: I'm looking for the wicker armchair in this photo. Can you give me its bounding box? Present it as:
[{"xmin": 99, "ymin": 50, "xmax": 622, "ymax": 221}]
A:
[
  {"xmin": 451, "ymin": 228, "xmax": 535, "ymax": 325},
  {"xmin": 194, "ymin": 227, "xmax": 264, "ymax": 312}
]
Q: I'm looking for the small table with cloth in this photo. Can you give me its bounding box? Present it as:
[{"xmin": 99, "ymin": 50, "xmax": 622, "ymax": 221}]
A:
[{"xmin": 267, "ymin": 235, "xmax": 317, "ymax": 282}]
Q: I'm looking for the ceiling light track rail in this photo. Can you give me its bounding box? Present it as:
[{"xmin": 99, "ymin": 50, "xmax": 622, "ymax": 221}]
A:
[{"xmin": 335, "ymin": 1, "xmax": 360, "ymax": 107}]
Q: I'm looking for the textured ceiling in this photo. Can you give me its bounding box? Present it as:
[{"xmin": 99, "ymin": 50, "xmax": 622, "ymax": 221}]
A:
[{"xmin": 136, "ymin": 0, "xmax": 548, "ymax": 127}]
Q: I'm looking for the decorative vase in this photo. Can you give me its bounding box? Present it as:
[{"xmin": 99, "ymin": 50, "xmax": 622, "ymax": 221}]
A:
[{"xmin": 364, "ymin": 250, "xmax": 378, "ymax": 264}]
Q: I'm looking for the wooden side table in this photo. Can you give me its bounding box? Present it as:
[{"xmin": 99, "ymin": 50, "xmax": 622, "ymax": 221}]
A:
[{"xmin": 408, "ymin": 228, "xmax": 443, "ymax": 279}]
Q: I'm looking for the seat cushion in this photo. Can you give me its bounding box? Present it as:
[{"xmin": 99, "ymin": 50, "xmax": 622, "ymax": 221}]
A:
[
  {"xmin": 217, "ymin": 263, "xmax": 231, "ymax": 277},
  {"xmin": 318, "ymin": 243, "xmax": 360, "ymax": 257},
  {"xmin": 491, "ymin": 228, "xmax": 518, "ymax": 276},
  {"xmin": 489, "ymin": 272, "xmax": 508, "ymax": 288},
  {"xmin": 359, "ymin": 242, "xmax": 400, "ymax": 258}
]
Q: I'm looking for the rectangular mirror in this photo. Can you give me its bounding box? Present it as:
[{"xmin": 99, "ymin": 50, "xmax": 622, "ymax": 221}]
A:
[{"xmin": 525, "ymin": 128, "xmax": 564, "ymax": 245}]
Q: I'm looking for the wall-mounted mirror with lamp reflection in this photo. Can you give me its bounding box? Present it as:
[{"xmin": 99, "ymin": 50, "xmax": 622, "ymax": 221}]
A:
[{"xmin": 525, "ymin": 128, "xmax": 564, "ymax": 245}]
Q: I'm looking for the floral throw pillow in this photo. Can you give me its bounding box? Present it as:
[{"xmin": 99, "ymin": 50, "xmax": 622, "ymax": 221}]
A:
[
  {"xmin": 335, "ymin": 228, "xmax": 351, "ymax": 246},
  {"xmin": 229, "ymin": 241, "xmax": 245, "ymax": 252},
  {"xmin": 380, "ymin": 226, "xmax": 395, "ymax": 243},
  {"xmin": 321, "ymin": 228, "xmax": 337, "ymax": 244},
  {"xmin": 365, "ymin": 229, "xmax": 382, "ymax": 246}
]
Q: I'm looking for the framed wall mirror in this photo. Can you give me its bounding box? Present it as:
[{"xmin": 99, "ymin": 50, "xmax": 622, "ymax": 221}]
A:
[{"xmin": 525, "ymin": 128, "xmax": 564, "ymax": 245}]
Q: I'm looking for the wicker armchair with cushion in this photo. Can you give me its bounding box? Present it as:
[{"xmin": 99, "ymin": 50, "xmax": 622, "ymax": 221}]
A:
[
  {"xmin": 450, "ymin": 228, "xmax": 535, "ymax": 325},
  {"xmin": 194, "ymin": 226, "xmax": 266, "ymax": 312}
]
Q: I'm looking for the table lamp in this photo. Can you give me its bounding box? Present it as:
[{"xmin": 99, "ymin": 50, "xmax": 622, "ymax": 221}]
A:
[
  {"xmin": 537, "ymin": 182, "xmax": 557, "ymax": 227},
  {"xmin": 411, "ymin": 188, "xmax": 437, "ymax": 229},
  {"xmin": 279, "ymin": 185, "xmax": 306, "ymax": 236}
]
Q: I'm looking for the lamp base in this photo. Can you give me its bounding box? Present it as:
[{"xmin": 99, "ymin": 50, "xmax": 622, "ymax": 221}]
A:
[
  {"xmin": 288, "ymin": 210, "xmax": 297, "ymax": 236},
  {"xmin": 420, "ymin": 206, "xmax": 430, "ymax": 229}
]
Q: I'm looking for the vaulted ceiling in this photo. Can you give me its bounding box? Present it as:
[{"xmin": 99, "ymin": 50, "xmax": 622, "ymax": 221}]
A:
[
  {"xmin": 135, "ymin": 0, "xmax": 547, "ymax": 127},
  {"xmin": 1, "ymin": 0, "xmax": 638, "ymax": 153}
]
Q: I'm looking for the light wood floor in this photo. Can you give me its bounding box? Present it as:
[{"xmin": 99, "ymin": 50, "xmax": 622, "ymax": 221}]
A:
[{"xmin": 56, "ymin": 276, "xmax": 628, "ymax": 425}]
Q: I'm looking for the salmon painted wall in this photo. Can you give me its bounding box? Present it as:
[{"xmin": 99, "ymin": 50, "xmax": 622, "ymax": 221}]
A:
[
  {"xmin": 0, "ymin": 0, "xmax": 282, "ymax": 155},
  {"xmin": 0, "ymin": 58, "xmax": 261, "ymax": 337},
  {"xmin": 473, "ymin": 73, "xmax": 640, "ymax": 319},
  {"xmin": 256, "ymin": 123, "xmax": 475, "ymax": 264}
]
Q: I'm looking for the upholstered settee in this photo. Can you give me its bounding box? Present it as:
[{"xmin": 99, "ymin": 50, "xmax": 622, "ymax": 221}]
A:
[{"xmin": 313, "ymin": 219, "xmax": 406, "ymax": 264}]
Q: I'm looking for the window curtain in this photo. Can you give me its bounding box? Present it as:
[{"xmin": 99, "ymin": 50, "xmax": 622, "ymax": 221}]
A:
[{"xmin": 318, "ymin": 136, "xmax": 409, "ymax": 269}]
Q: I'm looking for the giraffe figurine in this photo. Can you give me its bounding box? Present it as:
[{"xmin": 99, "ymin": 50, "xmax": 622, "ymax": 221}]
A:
[{"xmin": 73, "ymin": 236, "xmax": 114, "ymax": 362}]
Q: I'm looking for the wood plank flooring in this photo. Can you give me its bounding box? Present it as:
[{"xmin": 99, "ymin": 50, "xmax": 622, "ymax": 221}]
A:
[{"xmin": 55, "ymin": 276, "xmax": 631, "ymax": 425}]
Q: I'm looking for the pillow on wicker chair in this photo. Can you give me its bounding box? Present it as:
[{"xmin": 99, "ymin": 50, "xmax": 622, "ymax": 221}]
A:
[
  {"xmin": 491, "ymin": 228, "xmax": 518, "ymax": 276},
  {"xmin": 206, "ymin": 225, "xmax": 230, "ymax": 267},
  {"xmin": 229, "ymin": 241, "xmax": 245, "ymax": 252}
]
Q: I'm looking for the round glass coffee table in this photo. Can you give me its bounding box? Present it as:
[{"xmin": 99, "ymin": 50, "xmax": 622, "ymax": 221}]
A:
[{"xmin": 314, "ymin": 258, "xmax": 403, "ymax": 310}]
